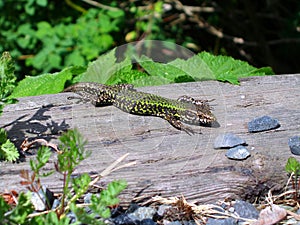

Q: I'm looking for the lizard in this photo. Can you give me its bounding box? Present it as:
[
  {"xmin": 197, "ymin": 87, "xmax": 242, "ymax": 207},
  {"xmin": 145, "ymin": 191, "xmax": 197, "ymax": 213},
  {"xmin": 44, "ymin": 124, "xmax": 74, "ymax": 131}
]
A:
[{"xmin": 64, "ymin": 82, "xmax": 217, "ymax": 135}]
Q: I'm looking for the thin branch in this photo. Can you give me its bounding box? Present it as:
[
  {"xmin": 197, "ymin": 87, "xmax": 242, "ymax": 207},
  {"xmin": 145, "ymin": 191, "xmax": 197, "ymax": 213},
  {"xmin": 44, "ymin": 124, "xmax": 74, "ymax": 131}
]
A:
[
  {"xmin": 81, "ymin": 0, "xmax": 120, "ymax": 11},
  {"xmin": 65, "ymin": 0, "xmax": 87, "ymax": 13}
]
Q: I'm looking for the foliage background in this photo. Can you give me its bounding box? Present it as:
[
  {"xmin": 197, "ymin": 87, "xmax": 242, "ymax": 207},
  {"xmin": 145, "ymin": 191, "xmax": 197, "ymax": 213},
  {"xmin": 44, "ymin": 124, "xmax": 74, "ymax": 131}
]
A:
[{"xmin": 0, "ymin": 0, "xmax": 299, "ymax": 79}]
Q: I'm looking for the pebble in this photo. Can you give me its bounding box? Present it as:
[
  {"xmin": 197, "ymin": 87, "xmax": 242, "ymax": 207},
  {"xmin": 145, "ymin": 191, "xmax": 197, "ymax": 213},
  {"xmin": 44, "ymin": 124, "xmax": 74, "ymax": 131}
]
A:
[
  {"xmin": 233, "ymin": 200, "xmax": 259, "ymax": 220},
  {"xmin": 130, "ymin": 206, "xmax": 157, "ymax": 220},
  {"xmin": 225, "ymin": 145, "xmax": 250, "ymax": 160},
  {"xmin": 163, "ymin": 220, "xmax": 182, "ymax": 225},
  {"xmin": 206, "ymin": 217, "xmax": 238, "ymax": 225},
  {"xmin": 30, "ymin": 185, "xmax": 54, "ymax": 211},
  {"xmin": 66, "ymin": 211, "xmax": 77, "ymax": 224},
  {"xmin": 141, "ymin": 218, "xmax": 157, "ymax": 225},
  {"xmin": 248, "ymin": 115, "xmax": 280, "ymax": 132},
  {"xmin": 112, "ymin": 213, "xmax": 139, "ymax": 225},
  {"xmin": 214, "ymin": 133, "xmax": 246, "ymax": 149},
  {"xmin": 157, "ymin": 205, "xmax": 172, "ymax": 217},
  {"xmin": 288, "ymin": 136, "xmax": 300, "ymax": 155}
]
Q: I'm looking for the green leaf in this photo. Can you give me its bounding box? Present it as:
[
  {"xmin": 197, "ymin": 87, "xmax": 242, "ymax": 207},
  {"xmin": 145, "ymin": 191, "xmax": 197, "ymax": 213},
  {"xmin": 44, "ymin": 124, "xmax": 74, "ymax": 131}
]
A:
[
  {"xmin": 25, "ymin": 0, "xmax": 35, "ymax": 15},
  {"xmin": 107, "ymin": 9, "xmax": 125, "ymax": 18},
  {"xmin": 106, "ymin": 180, "xmax": 127, "ymax": 197},
  {"xmin": 169, "ymin": 56, "xmax": 215, "ymax": 80},
  {"xmin": 197, "ymin": 52, "xmax": 274, "ymax": 84},
  {"xmin": 138, "ymin": 55, "xmax": 188, "ymax": 80},
  {"xmin": 72, "ymin": 173, "xmax": 91, "ymax": 199},
  {"xmin": 0, "ymin": 139, "xmax": 19, "ymax": 162},
  {"xmin": 37, "ymin": 0, "xmax": 47, "ymax": 7},
  {"xmin": 81, "ymin": 48, "xmax": 132, "ymax": 84},
  {"xmin": 286, "ymin": 157, "xmax": 300, "ymax": 175},
  {"xmin": 30, "ymin": 146, "xmax": 52, "ymax": 176},
  {"xmin": 65, "ymin": 50, "xmax": 85, "ymax": 67},
  {"xmin": 0, "ymin": 52, "xmax": 16, "ymax": 100},
  {"xmin": 0, "ymin": 196, "xmax": 10, "ymax": 220},
  {"xmin": 135, "ymin": 52, "xmax": 273, "ymax": 85},
  {"xmin": 8, "ymin": 192, "xmax": 34, "ymax": 224},
  {"xmin": 57, "ymin": 129, "xmax": 89, "ymax": 172},
  {"xmin": 89, "ymin": 180, "xmax": 127, "ymax": 219},
  {"xmin": 48, "ymin": 53, "xmax": 61, "ymax": 69},
  {"xmin": 10, "ymin": 66, "xmax": 86, "ymax": 98},
  {"xmin": 0, "ymin": 128, "xmax": 7, "ymax": 144},
  {"xmin": 36, "ymin": 21, "xmax": 52, "ymax": 39}
]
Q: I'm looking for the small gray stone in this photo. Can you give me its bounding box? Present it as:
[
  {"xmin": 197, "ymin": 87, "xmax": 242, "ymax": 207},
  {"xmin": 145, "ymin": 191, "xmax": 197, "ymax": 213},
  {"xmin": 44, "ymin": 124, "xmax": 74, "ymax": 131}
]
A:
[
  {"xmin": 226, "ymin": 145, "xmax": 250, "ymax": 160},
  {"xmin": 214, "ymin": 133, "xmax": 246, "ymax": 149},
  {"xmin": 233, "ymin": 200, "xmax": 259, "ymax": 220},
  {"xmin": 206, "ymin": 218, "xmax": 237, "ymax": 225},
  {"xmin": 141, "ymin": 218, "xmax": 157, "ymax": 225},
  {"xmin": 163, "ymin": 220, "xmax": 182, "ymax": 225},
  {"xmin": 51, "ymin": 199, "xmax": 60, "ymax": 210},
  {"xmin": 288, "ymin": 136, "xmax": 300, "ymax": 155},
  {"xmin": 248, "ymin": 115, "xmax": 280, "ymax": 132},
  {"xmin": 130, "ymin": 206, "xmax": 156, "ymax": 220},
  {"xmin": 157, "ymin": 205, "xmax": 171, "ymax": 216},
  {"xmin": 182, "ymin": 221, "xmax": 196, "ymax": 225},
  {"xmin": 113, "ymin": 214, "xmax": 138, "ymax": 225},
  {"xmin": 31, "ymin": 185, "xmax": 54, "ymax": 211}
]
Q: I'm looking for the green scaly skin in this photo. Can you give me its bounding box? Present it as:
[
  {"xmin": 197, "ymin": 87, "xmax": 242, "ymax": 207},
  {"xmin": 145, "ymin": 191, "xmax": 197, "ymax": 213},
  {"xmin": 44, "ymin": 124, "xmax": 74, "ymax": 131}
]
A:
[{"xmin": 64, "ymin": 82, "xmax": 217, "ymax": 134}]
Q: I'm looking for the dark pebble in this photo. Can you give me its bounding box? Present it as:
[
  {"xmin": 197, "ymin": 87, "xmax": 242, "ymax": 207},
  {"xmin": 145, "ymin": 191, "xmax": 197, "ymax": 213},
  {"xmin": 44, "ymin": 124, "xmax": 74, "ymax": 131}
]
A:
[
  {"xmin": 214, "ymin": 133, "xmax": 246, "ymax": 149},
  {"xmin": 233, "ymin": 200, "xmax": 259, "ymax": 220},
  {"xmin": 66, "ymin": 211, "xmax": 77, "ymax": 224},
  {"xmin": 140, "ymin": 218, "xmax": 157, "ymax": 225},
  {"xmin": 111, "ymin": 205, "xmax": 125, "ymax": 218},
  {"xmin": 182, "ymin": 221, "xmax": 196, "ymax": 225},
  {"xmin": 288, "ymin": 136, "xmax": 300, "ymax": 155},
  {"xmin": 113, "ymin": 214, "xmax": 139, "ymax": 225},
  {"xmin": 126, "ymin": 203, "xmax": 140, "ymax": 213},
  {"xmin": 248, "ymin": 115, "xmax": 280, "ymax": 133},
  {"xmin": 206, "ymin": 217, "xmax": 238, "ymax": 225},
  {"xmin": 225, "ymin": 145, "xmax": 250, "ymax": 160}
]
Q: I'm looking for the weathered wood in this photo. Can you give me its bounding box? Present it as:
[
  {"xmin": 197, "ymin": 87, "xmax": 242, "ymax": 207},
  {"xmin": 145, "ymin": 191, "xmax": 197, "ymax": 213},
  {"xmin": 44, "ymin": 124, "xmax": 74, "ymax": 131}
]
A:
[{"xmin": 0, "ymin": 74, "xmax": 299, "ymax": 205}]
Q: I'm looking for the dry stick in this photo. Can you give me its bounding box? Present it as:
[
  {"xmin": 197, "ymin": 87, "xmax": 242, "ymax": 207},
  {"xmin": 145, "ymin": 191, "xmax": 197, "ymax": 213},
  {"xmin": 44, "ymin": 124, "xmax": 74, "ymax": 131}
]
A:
[
  {"xmin": 89, "ymin": 153, "xmax": 137, "ymax": 187},
  {"xmin": 81, "ymin": 0, "xmax": 120, "ymax": 11}
]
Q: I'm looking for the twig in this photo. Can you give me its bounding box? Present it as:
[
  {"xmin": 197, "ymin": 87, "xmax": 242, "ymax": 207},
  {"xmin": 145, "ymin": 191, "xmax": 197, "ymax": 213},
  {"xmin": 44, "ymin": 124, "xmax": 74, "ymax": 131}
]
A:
[{"xmin": 81, "ymin": 0, "xmax": 120, "ymax": 11}]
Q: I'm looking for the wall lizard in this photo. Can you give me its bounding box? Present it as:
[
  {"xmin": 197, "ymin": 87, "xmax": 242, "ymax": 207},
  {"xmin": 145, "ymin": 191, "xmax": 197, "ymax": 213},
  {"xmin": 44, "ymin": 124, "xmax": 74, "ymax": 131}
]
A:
[{"xmin": 64, "ymin": 82, "xmax": 217, "ymax": 135}]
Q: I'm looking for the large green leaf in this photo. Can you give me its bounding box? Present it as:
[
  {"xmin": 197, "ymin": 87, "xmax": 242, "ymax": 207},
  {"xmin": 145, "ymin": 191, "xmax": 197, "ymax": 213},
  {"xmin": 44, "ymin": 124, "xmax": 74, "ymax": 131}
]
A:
[
  {"xmin": 198, "ymin": 52, "xmax": 274, "ymax": 84},
  {"xmin": 80, "ymin": 48, "xmax": 132, "ymax": 83},
  {"xmin": 10, "ymin": 66, "xmax": 86, "ymax": 98}
]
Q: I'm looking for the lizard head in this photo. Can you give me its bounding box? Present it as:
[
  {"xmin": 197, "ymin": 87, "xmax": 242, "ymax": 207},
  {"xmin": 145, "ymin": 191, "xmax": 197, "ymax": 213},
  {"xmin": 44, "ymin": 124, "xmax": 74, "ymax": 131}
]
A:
[{"xmin": 181, "ymin": 101, "xmax": 217, "ymax": 126}]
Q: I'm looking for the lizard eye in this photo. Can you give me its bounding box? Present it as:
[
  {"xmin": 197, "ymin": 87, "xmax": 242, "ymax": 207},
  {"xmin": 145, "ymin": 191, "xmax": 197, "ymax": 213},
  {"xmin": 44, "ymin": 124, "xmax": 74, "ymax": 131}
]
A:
[{"xmin": 184, "ymin": 110, "xmax": 197, "ymax": 121}]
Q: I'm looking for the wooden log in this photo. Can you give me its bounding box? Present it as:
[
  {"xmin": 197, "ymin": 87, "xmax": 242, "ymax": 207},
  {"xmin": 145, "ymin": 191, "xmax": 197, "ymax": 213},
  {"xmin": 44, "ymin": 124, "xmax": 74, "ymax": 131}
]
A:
[{"xmin": 0, "ymin": 74, "xmax": 299, "ymax": 205}]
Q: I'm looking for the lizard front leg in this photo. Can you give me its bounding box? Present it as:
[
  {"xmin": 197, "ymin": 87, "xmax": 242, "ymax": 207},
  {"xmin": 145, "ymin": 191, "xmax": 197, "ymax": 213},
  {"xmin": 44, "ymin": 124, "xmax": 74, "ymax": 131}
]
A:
[{"xmin": 163, "ymin": 114, "xmax": 196, "ymax": 135}]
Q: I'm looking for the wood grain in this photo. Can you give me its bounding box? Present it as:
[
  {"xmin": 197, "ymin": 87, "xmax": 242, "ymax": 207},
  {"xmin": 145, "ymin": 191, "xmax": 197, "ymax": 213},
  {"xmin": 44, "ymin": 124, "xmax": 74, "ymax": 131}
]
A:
[{"xmin": 0, "ymin": 74, "xmax": 299, "ymax": 204}]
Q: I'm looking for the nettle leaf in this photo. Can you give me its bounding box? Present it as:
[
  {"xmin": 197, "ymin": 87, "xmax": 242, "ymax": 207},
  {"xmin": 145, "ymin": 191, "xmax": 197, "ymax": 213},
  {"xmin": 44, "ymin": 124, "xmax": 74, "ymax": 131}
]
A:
[
  {"xmin": 138, "ymin": 55, "xmax": 188, "ymax": 81},
  {"xmin": 197, "ymin": 52, "xmax": 274, "ymax": 84},
  {"xmin": 81, "ymin": 48, "xmax": 132, "ymax": 84},
  {"xmin": 10, "ymin": 66, "xmax": 86, "ymax": 98}
]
